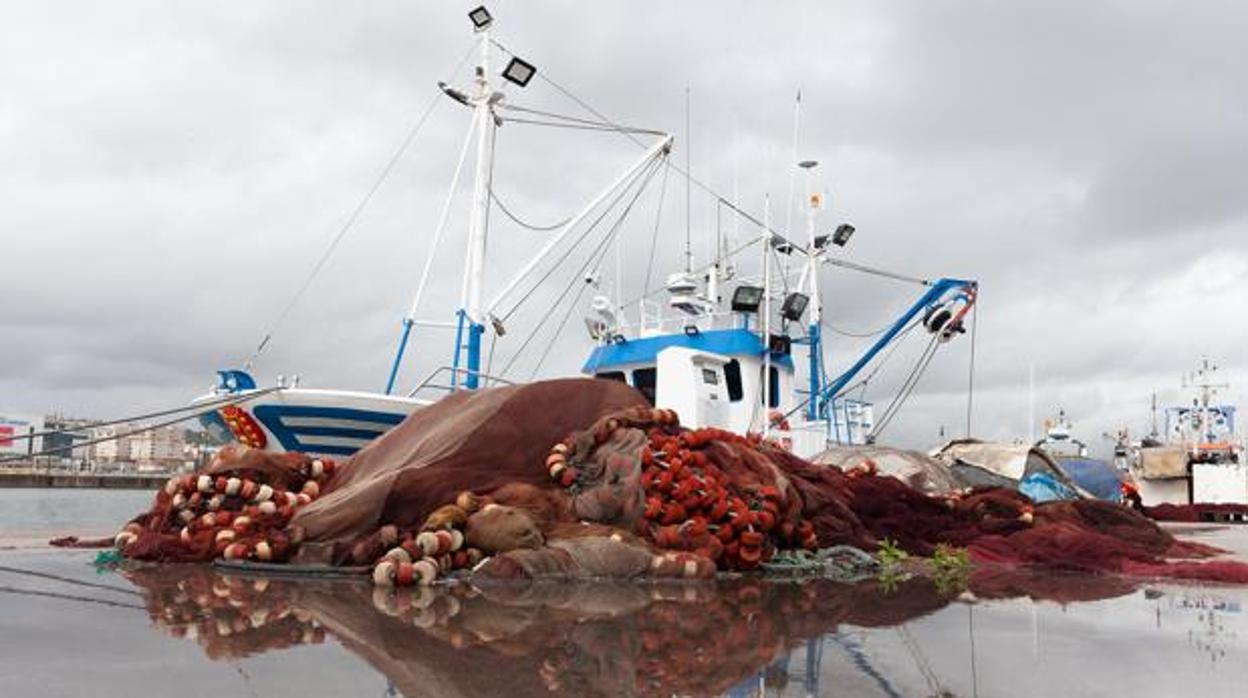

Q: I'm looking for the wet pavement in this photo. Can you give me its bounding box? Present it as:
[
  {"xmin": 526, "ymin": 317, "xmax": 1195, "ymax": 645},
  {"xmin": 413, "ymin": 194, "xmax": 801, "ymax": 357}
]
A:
[{"xmin": 3, "ymin": 531, "xmax": 1248, "ymax": 698}]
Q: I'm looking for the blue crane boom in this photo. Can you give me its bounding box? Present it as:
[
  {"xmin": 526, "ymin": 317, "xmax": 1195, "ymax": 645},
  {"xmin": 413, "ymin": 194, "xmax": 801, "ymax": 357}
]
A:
[{"xmin": 817, "ymin": 277, "xmax": 977, "ymax": 409}]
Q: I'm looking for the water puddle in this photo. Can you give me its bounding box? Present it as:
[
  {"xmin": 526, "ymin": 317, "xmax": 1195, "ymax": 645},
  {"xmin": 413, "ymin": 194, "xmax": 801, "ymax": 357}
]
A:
[{"xmin": 3, "ymin": 549, "xmax": 1247, "ymax": 696}]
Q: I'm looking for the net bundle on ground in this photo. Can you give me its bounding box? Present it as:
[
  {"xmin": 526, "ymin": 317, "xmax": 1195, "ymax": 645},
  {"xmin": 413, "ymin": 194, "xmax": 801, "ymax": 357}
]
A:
[
  {"xmin": 104, "ymin": 378, "xmax": 1248, "ymax": 586},
  {"xmin": 1142, "ymin": 502, "xmax": 1248, "ymax": 523}
]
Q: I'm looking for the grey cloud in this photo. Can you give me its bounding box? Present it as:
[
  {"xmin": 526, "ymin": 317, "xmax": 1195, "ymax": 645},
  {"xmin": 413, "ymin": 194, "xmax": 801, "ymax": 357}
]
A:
[{"xmin": 4, "ymin": 0, "xmax": 1246, "ymax": 457}]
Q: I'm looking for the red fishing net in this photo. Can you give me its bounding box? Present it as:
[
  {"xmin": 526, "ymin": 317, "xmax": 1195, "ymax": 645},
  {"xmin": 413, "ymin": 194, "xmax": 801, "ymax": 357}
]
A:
[{"xmin": 1144, "ymin": 502, "xmax": 1248, "ymax": 523}]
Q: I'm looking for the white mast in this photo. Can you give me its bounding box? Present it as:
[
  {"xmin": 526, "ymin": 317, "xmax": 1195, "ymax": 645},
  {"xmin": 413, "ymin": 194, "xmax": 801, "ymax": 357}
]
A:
[
  {"xmin": 800, "ymin": 160, "xmax": 821, "ymax": 327},
  {"xmin": 798, "ymin": 158, "xmax": 821, "ymax": 423},
  {"xmin": 462, "ymin": 28, "xmax": 496, "ymax": 327},
  {"xmin": 761, "ymin": 194, "xmax": 773, "ymax": 437}
]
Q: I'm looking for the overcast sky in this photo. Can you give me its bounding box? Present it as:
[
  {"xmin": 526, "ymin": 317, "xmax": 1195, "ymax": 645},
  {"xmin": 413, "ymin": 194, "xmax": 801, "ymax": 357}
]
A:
[{"xmin": 4, "ymin": 0, "xmax": 1246, "ymax": 454}]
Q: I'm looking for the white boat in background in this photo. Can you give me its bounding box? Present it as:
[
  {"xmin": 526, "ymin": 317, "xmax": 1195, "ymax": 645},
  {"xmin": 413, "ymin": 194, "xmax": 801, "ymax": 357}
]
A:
[
  {"xmin": 1036, "ymin": 408, "xmax": 1089, "ymax": 458},
  {"xmin": 1131, "ymin": 357, "xmax": 1246, "ymax": 506},
  {"xmin": 197, "ymin": 6, "xmax": 979, "ymax": 460}
]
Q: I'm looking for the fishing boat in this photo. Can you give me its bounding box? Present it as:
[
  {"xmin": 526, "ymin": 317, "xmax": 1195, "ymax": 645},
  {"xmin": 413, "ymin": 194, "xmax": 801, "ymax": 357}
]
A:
[
  {"xmin": 1131, "ymin": 358, "xmax": 1246, "ymax": 505},
  {"xmin": 196, "ymin": 6, "xmax": 979, "ymax": 460},
  {"xmin": 1035, "ymin": 408, "xmax": 1125, "ymax": 502},
  {"xmin": 1036, "ymin": 408, "xmax": 1087, "ymax": 458}
]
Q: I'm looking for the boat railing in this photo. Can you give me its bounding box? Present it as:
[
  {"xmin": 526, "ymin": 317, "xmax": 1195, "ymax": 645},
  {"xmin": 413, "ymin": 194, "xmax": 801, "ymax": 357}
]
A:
[
  {"xmin": 615, "ymin": 308, "xmax": 746, "ymax": 337},
  {"xmin": 407, "ymin": 366, "xmax": 518, "ymax": 398},
  {"xmin": 637, "ymin": 299, "xmax": 664, "ymax": 335}
]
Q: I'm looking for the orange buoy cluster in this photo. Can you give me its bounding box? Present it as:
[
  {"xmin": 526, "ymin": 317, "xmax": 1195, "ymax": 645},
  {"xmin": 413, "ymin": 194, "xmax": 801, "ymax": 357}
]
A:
[
  {"xmin": 367, "ymin": 507, "xmax": 486, "ymax": 588},
  {"xmin": 546, "ymin": 410, "xmax": 818, "ymax": 571},
  {"xmin": 115, "ymin": 456, "xmax": 338, "ymax": 562},
  {"xmin": 637, "ymin": 427, "xmax": 817, "ymax": 570}
]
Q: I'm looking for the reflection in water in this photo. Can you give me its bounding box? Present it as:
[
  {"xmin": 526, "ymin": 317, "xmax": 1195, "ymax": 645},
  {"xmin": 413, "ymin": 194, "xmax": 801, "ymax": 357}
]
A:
[{"xmin": 117, "ymin": 564, "xmax": 1148, "ymax": 697}]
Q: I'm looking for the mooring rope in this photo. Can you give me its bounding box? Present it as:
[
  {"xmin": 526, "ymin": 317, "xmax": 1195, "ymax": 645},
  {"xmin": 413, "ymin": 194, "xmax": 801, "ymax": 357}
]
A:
[
  {"xmin": 1, "ymin": 388, "xmax": 281, "ymax": 445},
  {"xmin": 0, "ymin": 387, "xmax": 281, "ymax": 464}
]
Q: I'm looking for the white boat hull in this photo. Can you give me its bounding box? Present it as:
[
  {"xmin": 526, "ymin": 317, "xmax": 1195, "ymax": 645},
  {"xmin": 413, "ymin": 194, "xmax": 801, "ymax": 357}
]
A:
[{"xmin": 197, "ymin": 388, "xmax": 430, "ymax": 457}]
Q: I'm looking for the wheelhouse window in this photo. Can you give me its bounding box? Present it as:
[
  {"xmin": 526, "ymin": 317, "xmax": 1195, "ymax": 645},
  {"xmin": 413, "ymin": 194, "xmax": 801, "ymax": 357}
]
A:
[
  {"xmin": 724, "ymin": 360, "xmax": 744, "ymax": 402},
  {"xmin": 632, "ymin": 367, "xmax": 657, "ymax": 405},
  {"xmin": 762, "ymin": 366, "xmax": 780, "ymax": 408},
  {"xmin": 595, "ymin": 371, "xmax": 626, "ymax": 383}
]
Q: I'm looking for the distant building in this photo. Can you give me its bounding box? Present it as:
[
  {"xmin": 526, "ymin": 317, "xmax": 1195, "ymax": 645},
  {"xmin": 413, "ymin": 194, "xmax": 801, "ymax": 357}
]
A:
[
  {"xmin": 90, "ymin": 424, "xmax": 132, "ymax": 465},
  {"xmin": 42, "ymin": 414, "xmax": 93, "ymax": 463},
  {"xmin": 130, "ymin": 426, "xmax": 186, "ymax": 471}
]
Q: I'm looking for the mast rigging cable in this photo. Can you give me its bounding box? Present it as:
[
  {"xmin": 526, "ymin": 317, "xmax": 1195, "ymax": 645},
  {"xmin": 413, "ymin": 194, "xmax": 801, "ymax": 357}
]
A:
[
  {"xmin": 528, "ymin": 160, "xmax": 662, "ymax": 379},
  {"xmin": 241, "ymin": 42, "xmax": 477, "ymax": 371},
  {"xmin": 499, "ymin": 156, "xmax": 665, "ymax": 377}
]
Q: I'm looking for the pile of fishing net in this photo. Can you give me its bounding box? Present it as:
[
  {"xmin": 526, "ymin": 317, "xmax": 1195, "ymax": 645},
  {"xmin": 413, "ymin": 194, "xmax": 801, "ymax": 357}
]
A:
[
  {"xmin": 1142, "ymin": 502, "xmax": 1248, "ymax": 523},
  {"xmin": 108, "ymin": 448, "xmax": 338, "ymax": 564},
  {"xmin": 105, "ymin": 378, "xmax": 1248, "ymax": 586}
]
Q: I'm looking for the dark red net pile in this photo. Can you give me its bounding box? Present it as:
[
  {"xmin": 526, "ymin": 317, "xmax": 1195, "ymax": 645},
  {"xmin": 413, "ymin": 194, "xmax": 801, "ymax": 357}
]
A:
[
  {"xmin": 1143, "ymin": 502, "xmax": 1248, "ymax": 522},
  {"xmin": 551, "ymin": 407, "xmax": 1248, "ymax": 581}
]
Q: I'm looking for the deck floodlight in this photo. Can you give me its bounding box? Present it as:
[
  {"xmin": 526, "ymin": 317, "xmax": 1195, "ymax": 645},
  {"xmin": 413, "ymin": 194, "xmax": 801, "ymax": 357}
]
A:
[
  {"xmin": 770, "ymin": 235, "xmax": 795, "ymax": 255},
  {"xmin": 438, "ymin": 81, "xmax": 471, "ymax": 106},
  {"xmin": 502, "ymin": 56, "xmax": 536, "ymax": 87},
  {"xmin": 731, "ymin": 285, "xmax": 764, "ymax": 313},
  {"xmin": 814, "ymin": 233, "xmax": 830, "ymax": 249},
  {"xmin": 468, "ymin": 6, "xmax": 493, "ymax": 31},
  {"xmin": 832, "ymin": 223, "xmax": 855, "ymax": 247},
  {"xmin": 780, "ymin": 292, "xmax": 810, "ymax": 322}
]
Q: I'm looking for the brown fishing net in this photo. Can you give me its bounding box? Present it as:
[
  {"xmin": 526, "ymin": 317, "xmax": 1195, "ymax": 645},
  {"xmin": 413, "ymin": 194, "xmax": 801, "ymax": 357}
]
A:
[
  {"xmin": 104, "ymin": 378, "xmax": 1248, "ymax": 585},
  {"xmin": 292, "ymin": 378, "xmax": 648, "ymax": 549},
  {"xmin": 1144, "ymin": 502, "xmax": 1248, "ymax": 523}
]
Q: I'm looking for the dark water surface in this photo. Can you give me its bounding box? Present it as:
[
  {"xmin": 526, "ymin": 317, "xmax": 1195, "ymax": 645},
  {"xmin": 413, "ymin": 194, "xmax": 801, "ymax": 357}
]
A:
[
  {"xmin": 0, "ymin": 488, "xmax": 154, "ymax": 542},
  {"xmin": 2, "ymin": 544, "xmax": 1247, "ymax": 697}
]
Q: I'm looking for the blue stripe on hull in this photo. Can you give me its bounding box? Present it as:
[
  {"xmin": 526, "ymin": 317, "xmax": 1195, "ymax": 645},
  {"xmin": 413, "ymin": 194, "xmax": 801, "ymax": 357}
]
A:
[
  {"xmin": 277, "ymin": 426, "xmax": 389, "ymax": 440},
  {"xmin": 294, "ymin": 444, "xmax": 367, "ymax": 456},
  {"xmin": 253, "ymin": 405, "xmax": 408, "ymax": 455}
]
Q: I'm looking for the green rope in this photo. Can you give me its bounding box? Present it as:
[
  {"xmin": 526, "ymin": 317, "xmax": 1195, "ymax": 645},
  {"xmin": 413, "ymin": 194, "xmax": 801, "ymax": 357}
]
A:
[{"xmin": 762, "ymin": 545, "xmax": 880, "ymax": 581}]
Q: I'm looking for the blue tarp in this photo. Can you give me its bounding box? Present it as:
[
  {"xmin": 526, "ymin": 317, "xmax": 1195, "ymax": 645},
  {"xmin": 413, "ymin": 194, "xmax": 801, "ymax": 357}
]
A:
[
  {"xmin": 1019, "ymin": 472, "xmax": 1081, "ymax": 503},
  {"xmin": 1056, "ymin": 457, "xmax": 1124, "ymax": 502}
]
